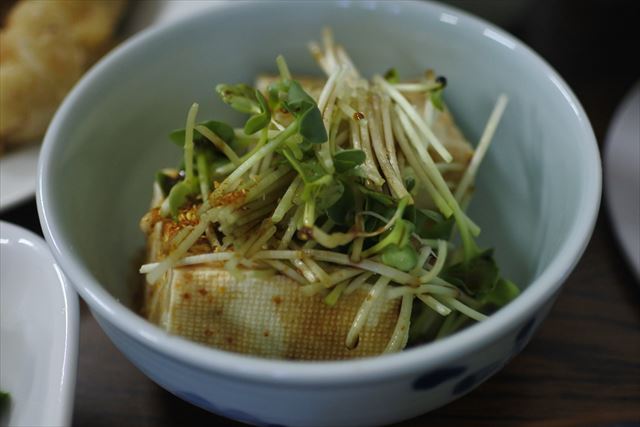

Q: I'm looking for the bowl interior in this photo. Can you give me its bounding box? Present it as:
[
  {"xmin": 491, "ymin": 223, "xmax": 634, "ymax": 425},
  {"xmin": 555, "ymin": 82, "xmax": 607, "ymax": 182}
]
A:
[{"xmin": 42, "ymin": 2, "xmax": 596, "ymax": 311}]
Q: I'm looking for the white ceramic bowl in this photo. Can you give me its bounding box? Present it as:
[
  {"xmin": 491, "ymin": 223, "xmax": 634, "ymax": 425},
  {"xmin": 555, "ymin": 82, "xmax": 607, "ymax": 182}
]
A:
[
  {"xmin": 0, "ymin": 222, "xmax": 78, "ymax": 427},
  {"xmin": 37, "ymin": 2, "xmax": 600, "ymax": 426}
]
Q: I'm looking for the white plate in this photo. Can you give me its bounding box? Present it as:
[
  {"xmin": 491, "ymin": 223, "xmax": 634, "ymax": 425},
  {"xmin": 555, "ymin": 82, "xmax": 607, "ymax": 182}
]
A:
[
  {"xmin": 0, "ymin": 222, "xmax": 79, "ymax": 427},
  {"xmin": 604, "ymin": 82, "xmax": 640, "ymax": 280},
  {"xmin": 0, "ymin": 145, "xmax": 40, "ymax": 212},
  {"xmin": 0, "ymin": 1, "xmax": 224, "ymax": 213}
]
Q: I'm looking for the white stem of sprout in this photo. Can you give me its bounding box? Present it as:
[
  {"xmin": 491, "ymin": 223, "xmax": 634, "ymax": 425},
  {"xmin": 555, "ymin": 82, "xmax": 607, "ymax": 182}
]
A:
[
  {"xmin": 303, "ymin": 218, "xmax": 334, "ymax": 249},
  {"xmin": 437, "ymin": 296, "xmax": 487, "ymax": 321},
  {"xmin": 392, "ymin": 109, "xmax": 452, "ymax": 216},
  {"xmin": 321, "ymin": 27, "xmax": 338, "ymax": 73},
  {"xmin": 195, "ymin": 125, "xmax": 241, "ymax": 165},
  {"xmin": 307, "ymin": 41, "xmax": 331, "ymax": 76},
  {"xmin": 327, "ymin": 268, "xmax": 364, "ymax": 287},
  {"xmin": 387, "ymin": 284, "xmax": 459, "ymax": 300},
  {"xmin": 368, "ymin": 93, "xmax": 411, "ymax": 200},
  {"xmin": 217, "ymin": 122, "xmax": 298, "ymax": 193},
  {"xmin": 279, "ymin": 206, "xmax": 303, "ymax": 249},
  {"xmin": 344, "ymin": 271, "xmax": 373, "ymax": 295},
  {"xmin": 259, "ymin": 152, "xmax": 274, "ymax": 174},
  {"xmin": 253, "ymin": 249, "xmax": 418, "ymax": 286},
  {"xmin": 374, "ymin": 75, "xmax": 452, "ymax": 163},
  {"xmin": 455, "ymin": 94, "xmax": 508, "ymax": 201},
  {"xmin": 245, "ymin": 167, "xmax": 292, "ymax": 202},
  {"xmin": 395, "ymin": 105, "xmax": 481, "ymax": 236},
  {"xmin": 262, "ymin": 260, "xmax": 306, "ymax": 284},
  {"xmin": 384, "ymin": 294, "xmax": 413, "ymax": 353},
  {"xmin": 318, "ymin": 67, "xmax": 342, "ymax": 113},
  {"xmin": 335, "ymin": 45, "xmax": 361, "ymax": 79},
  {"xmin": 145, "ymin": 212, "xmax": 211, "ymax": 284},
  {"xmin": 380, "ymin": 94, "xmax": 402, "ymax": 177},
  {"xmin": 292, "ymin": 258, "xmax": 317, "ymax": 283},
  {"xmin": 418, "ymin": 294, "xmax": 452, "ymax": 316},
  {"xmin": 392, "ymin": 82, "xmax": 442, "ymax": 92},
  {"xmin": 420, "ymin": 239, "xmax": 448, "ymax": 283},
  {"xmin": 139, "ymin": 250, "xmax": 236, "ymax": 273},
  {"xmin": 356, "ymin": 88, "xmax": 386, "ymax": 187},
  {"xmin": 183, "ymin": 103, "xmax": 199, "ymax": 181},
  {"xmin": 271, "ymin": 177, "xmax": 302, "ymax": 223},
  {"xmin": 246, "ymin": 223, "xmax": 277, "ymax": 257},
  {"xmin": 304, "ymin": 256, "xmax": 332, "ymax": 286},
  {"xmin": 411, "ymin": 245, "xmax": 433, "ymax": 276},
  {"xmin": 236, "ymin": 205, "xmax": 275, "ymax": 226},
  {"xmin": 346, "ymin": 275, "xmax": 390, "ymax": 349}
]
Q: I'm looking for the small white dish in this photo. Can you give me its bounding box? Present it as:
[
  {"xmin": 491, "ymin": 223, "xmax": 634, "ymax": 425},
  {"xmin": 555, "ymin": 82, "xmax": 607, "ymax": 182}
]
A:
[
  {"xmin": 0, "ymin": 145, "xmax": 40, "ymax": 212},
  {"xmin": 604, "ymin": 83, "xmax": 640, "ymax": 280},
  {"xmin": 0, "ymin": 221, "xmax": 78, "ymax": 427}
]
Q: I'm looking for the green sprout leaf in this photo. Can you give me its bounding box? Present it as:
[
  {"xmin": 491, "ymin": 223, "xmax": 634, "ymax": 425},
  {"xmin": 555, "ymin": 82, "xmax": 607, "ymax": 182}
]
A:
[
  {"xmin": 0, "ymin": 391, "xmax": 9, "ymax": 416},
  {"xmin": 362, "ymin": 197, "xmax": 414, "ymax": 258},
  {"xmin": 384, "ymin": 67, "xmax": 399, "ymax": 83},
  {"xmin": 281, "ymin": 149, "xmax": 326, "ymax": 184},
  {"xmin": 316, "ymin": 179, "xmax": 344, "ymax": 211},
  {"xmin": 381, "ymin": 244, "xmax": 418, "ymax": 272},
  {"xmin": 357, "ymin": 184, "xmax": 395, "ymax": 207},
  {"xmin": 284, "ymin": 80, "xmax": 327, "ymax": 144},
  {"xmin": 216, "ymin": 83, "xmax": 261, "ymax": 114},
  {"xmin": 160, "ymin": 178, "xmax": 199, "ymax": 218},
  {"xmin": 442, "ymin": 249, "xmax": 500, "ymax": 297},
  {"xmin": 244, "ymin": 89, "xmax": 271, "ymax": 135},
  {"xmin": 415, "ymin": 209, "xmax": 454, "ymax": 239},
  {"xmin": 155, "ymin": 169, "xmax": 181, "ymax": 196},
  {"xmin": 480, "ymin": 278, "xmax": 520, "ymax": 307},
  {"xmin": 430, "ymin": 88, "xmax": 444, "ymax": 111},
  {"xmin": 170, "ymin": 120, "xmax": 235, "ymax": 146},
  {"xmin": 327, "ymin": 181, "xmax": 355, "ymax": 225},
  {"xmin": 299, "ymin": 106, "xmax": 327, "ymax": 144},
  {"xmin": 334, "ymin": 149, "xmax": 366, "ymax": 173},
  {"xmin": 285, "ymin": 80, "xmax": 316, "ymax": 113}
]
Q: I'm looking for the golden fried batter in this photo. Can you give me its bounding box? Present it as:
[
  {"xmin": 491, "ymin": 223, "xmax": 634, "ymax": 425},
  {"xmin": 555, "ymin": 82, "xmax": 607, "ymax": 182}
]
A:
[{"xmin": 0, "ymin": 0, "xmax": 126, "ymax": 151}]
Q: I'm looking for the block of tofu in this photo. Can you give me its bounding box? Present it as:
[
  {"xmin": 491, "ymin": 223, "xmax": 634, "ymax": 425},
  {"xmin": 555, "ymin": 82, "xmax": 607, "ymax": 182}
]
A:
[
  {"xmin": 143, "ymin": 265, "xmax": 401, "ymax": 360},
  {"xmin": 141, "ymin": 220, "xmax": 401, "ymax": 360}
]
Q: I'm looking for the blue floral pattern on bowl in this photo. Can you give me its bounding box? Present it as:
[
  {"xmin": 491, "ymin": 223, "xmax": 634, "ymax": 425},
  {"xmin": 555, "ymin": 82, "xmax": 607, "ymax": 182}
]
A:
[
  {"xmin": 452, "ymin": 360, "xmax": 505, "ymax": 396},
  {"xmin": 514, "ymin": 316, "xmax": 537, "ymax": 353}
]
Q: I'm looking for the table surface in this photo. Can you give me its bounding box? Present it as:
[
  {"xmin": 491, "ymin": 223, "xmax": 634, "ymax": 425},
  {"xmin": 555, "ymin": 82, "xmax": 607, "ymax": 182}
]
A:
[{"xmin": 2, "ymin": 1, "xmax": 639, "ymax": 426}]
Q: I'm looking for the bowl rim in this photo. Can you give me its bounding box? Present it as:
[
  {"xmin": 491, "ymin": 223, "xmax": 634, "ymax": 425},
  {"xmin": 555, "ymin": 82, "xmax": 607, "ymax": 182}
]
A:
[{"xmin": 37, "ymin": 0, "xmax": 601, "ymax": 385}]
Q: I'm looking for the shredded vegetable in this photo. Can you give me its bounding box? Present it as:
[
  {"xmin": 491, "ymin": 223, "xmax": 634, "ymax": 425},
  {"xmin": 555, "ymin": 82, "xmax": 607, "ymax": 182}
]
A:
[{"xmin": 139, "ymin": 29, "xmax": 520, "ymax": 351}]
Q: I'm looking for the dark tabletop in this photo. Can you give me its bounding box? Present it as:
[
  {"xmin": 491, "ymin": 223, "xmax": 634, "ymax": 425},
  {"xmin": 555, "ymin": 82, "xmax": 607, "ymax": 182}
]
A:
[{"xmin": 2, "ymin": 1, "xmax": 639, "ymax": 426}]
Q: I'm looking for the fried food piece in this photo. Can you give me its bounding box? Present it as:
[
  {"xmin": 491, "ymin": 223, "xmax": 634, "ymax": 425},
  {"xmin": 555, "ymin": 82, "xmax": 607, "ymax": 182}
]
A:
[{"xmin": 0, "ymin": 0, "xmax": 127, "ymax": 151}]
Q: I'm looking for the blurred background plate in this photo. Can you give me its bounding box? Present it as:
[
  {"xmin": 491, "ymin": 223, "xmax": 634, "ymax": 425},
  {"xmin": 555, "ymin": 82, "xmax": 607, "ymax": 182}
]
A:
[{"xmin": 604, "ymin": 82, "xmax": 640, "ymax": 281}]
